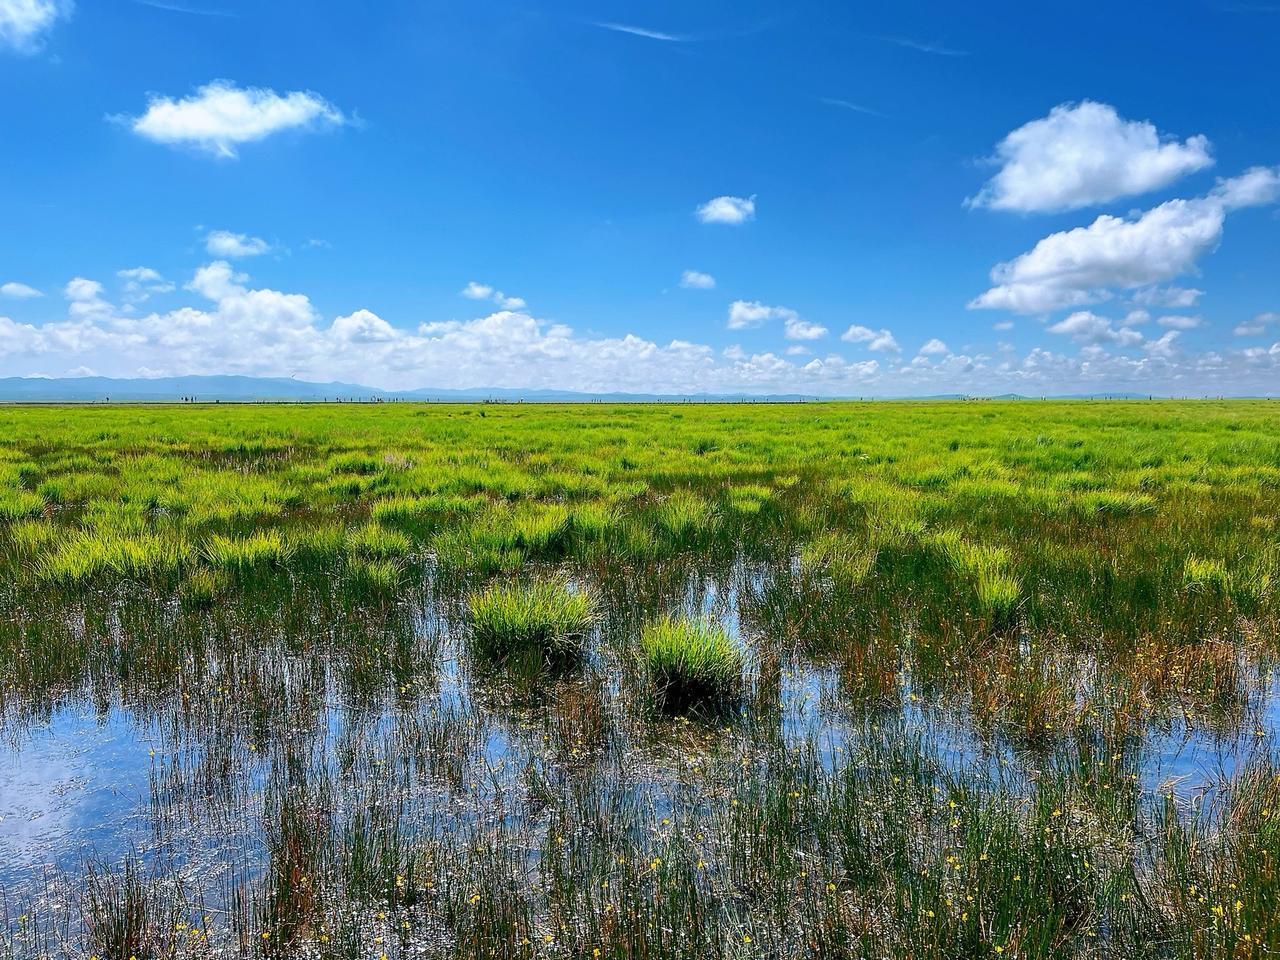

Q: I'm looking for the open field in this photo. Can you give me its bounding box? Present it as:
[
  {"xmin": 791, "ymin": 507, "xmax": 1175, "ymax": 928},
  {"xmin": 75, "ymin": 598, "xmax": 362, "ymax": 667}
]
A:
[{"xmin": 2, "ymin": 400, "xmax": 1279, "ymax": 959}]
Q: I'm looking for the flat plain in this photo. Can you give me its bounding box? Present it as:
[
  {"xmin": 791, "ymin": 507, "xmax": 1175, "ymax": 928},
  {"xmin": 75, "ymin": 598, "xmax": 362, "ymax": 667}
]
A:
[{"xmin": 2, "ymin": 401, "xmax": 1278, "ymax": 959}]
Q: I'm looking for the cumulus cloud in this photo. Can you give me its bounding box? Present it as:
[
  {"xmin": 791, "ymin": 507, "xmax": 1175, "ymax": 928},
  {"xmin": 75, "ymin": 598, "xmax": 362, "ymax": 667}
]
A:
[
  {"xmin": 841, "ymin": 325, "xmax": 900, "ymax": 352},
  {"xmin": 784, "ymin": 317, "xmax": 828, "ymax": 341},
  {"xmin": 461, "ymin": 281, "xmax": 526, "ymax": 310},
  {"xmin": 970, "ymin": 168, "xmax": 1280, "ymax": 314},
  {"xmin": 206, "ymin": 230, "xmax": 271, "ymax": 258},
  {"xmin": 331, "ymin": 308, "xmax": 397, "ymax": 343},
  {"xmin": 727, "ymin": 300, "xmax": 794, "ymax": 330},
  {"xmin": 187, "ymin": 260, "xmax": 247, "ymax": 300},
  {"xmin": 0, "ymin": 0, "xmax": 70, "ymax": 53},
  {"xmin": 1235, "ymin": 312, "xmax": 1278, "ymax": 337},
  {"xmin": 124, "ymin": 80, "xmax": 348, "ymax": 158},
  {"xmin": 727, "ymin": 301, "xmax": 824, "ymax": 338},
  {"xmin": 968, "ymin": 101, "xmax": 1213, "ymax": 213},
  {"xmin": 918, "ymin": 338, "xmax": 949, "ymax": 356},
  {"xmin": 6, "ymin": 263, "xmax": 1280, "ymax": 396},
  {"xmin": 1143, "ymin": 330, "xmax": 1181, "ymax": 358},
  {"xmin": 696, "ymin": 195, "xmax": 756, "ymax": 225},
  {"xmin": 1047, "ymin": 311, "xmax": 1144, "ymax": 347},
  {"xmin": 679, "ymin": 270, "xmax": 716, "ymax": 290},
  {"xmin": 1, "ymin": 281, "xmax": 43, "ymax": 299}
]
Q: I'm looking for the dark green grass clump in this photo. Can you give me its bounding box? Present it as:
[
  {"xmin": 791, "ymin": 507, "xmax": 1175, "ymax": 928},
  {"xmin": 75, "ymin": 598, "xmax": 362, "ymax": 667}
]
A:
[
  {"xmin": 467, "ymin": 579, "xmax": 595, "ymax": 664},
  {"xmin": 640, "ymin": 614, "xmax": 743, "ymax": 710}
]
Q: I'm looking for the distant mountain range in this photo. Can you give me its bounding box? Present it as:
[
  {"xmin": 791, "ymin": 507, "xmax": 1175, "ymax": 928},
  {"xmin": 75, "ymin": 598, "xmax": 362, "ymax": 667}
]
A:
[{"xmin": 0, "ymin": 375, "xmax": 1207, "ymax": 403}]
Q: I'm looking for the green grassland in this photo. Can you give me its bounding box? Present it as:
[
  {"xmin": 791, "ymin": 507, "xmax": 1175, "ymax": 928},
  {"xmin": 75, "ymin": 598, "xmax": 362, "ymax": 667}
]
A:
[{"xmin": 2, "ymin": 400, "xmax": 1280, "ymax": 959}]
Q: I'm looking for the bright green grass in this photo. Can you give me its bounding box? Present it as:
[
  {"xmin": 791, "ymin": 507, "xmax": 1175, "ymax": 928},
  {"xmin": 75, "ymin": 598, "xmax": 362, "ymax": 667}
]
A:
[
  {"xmin": 468, "ymin": 579, "xmax": 595, "ymax": 663},
  {"xmin": 639, "ymin": 615, "xmax": 743, "ymax": 708}
]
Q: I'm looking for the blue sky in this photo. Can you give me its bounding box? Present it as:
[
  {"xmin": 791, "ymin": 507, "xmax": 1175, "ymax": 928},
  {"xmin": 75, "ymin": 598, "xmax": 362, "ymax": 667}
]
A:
[{"xmin": 1, "ymin": 0, "xmax": 1278, "ymax": 394}]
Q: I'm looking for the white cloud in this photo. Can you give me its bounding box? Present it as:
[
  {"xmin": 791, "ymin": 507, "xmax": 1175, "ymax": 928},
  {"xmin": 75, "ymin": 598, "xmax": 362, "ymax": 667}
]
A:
[
  {"xmin": 461, "ymin": 281, "xmax": 525, "ymax": 310},
  {"xmin": 971, "ymin": 168, "xmax": 1280, "ymax": 314},
  {"xmin": 696, "ymin": 195, "xmax": 756, "ymax": 225},
  {"xmin": 125, "ymin": 80, "xmax": 347, "ymax": 159},
  {"xmin": 0, "ymin": 0, "xmax": 70, "ymax": 53},
  {"xmin": 679, "ymin": 270, "xmax": 716, "ymax": 290},
  {"xmin": 206, "ymin": 230, "xmax": 271, "ymax": 258},
  {"xmin": 117, "ymin": 266, "xmax": 174, "ymax": 302},
  {"xmin": 968, "ymin": 101, "xmax": 1213, "ymax": 213},
  {"xmin": 8, "ymin": 262, "xmax": 1280, "ymax": 396},
  {"xmin": 993, "ymin": 320, "xmax": 1014, "ymax": 331},
  {"xmin": 1157, "ymin": 314, "xmax": 1203, "ymax": 330},
  {"xmin": 1235, "ymin": 312, "xmax": 1278, "ymax": 337},
  {"xmin": 784, "ymin": 317, "xmax": 828, "ymax": 341},
  {"xmin": 1131, "ymin": 285, "xmax": 1202, "ymax": 308},
  {"xmin": 1046, "ymin": 311, "xmax": 1144, "ymax": 347},
  {"xmin": 64, "ymin": 278, "xmax": 102, "ymax": 301},
  {"xmin": 727, "ymin": 300, "xmax": 794, "ymax": 330},
  {"xmin": 726, "ymin": 300, "xmax": 824, "ymax": 339},
  {"xmin": 331, "ymin": 309, "xmax": 396, "ymax": 343},
  {"xmin": 1211, "ymin": 165, "xmax": 1280, "ymax": 208},
  {"xmin": 63, "ymin": 277, "xmax": 112, "ymax": 323},
  {"xmin": 1143, "ymin": 330, "xmax": 1181, "ymax": 358},
  {"xmin": 918, "ymin": 338, "xmax": 949, "ymax": 356},
  {"xmin": 187, "ymin": 260, "xmax": 247, "ymax": 300},
  {"xmin": 841, "ymin": 325, "xmax": 900, "ymax": 352},
  {"xmin": 1, "ymin": 281, "xmax": 43, "ymax": 299}
]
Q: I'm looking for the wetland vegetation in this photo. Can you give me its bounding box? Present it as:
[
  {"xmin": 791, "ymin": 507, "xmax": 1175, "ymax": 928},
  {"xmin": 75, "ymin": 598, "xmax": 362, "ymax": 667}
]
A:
[{"xmin": 2, "ymin": 400, "xmax": 1279, "ymax": 959}]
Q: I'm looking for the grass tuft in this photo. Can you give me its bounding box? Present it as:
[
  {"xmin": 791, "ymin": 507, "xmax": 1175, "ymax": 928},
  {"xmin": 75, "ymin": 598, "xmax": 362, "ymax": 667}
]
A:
[
  {"xmin": 468, "ymin": 579, "xmax": 595, "ymax": 664},
  {"xmin": 639, "ymin": 615, "xmax": 743, "ymax": 710}
]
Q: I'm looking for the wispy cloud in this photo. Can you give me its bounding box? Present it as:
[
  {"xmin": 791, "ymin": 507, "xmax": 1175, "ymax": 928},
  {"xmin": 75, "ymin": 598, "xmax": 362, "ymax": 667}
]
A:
[
  {"xmin": 820, "ymin": 98, "xmax": 886, "ymax": 118},
  {"xmin": 593, "ymin": 22, "xmax": 689, "ymax": 42},
  {"xmin": 132, "ymin": 0, "xmax": 235, "ymax": 16},
  {"xmin": 876, "ymin": 35, "xmax": 969, "ymax": 56}
]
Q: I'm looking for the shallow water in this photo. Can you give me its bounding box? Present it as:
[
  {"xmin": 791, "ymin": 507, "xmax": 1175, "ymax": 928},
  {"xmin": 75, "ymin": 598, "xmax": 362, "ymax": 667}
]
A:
[{"xmin": 2, "ymin": 558, "xmax": 1278, "ymax": 935}]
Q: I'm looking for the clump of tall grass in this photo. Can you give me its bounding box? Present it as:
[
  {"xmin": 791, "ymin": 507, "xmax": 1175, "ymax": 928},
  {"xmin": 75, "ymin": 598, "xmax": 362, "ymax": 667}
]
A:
[
  {"xmin": 5, "ymin": 517, "xmax": 56, "ymax": 559},
  {"xmin": 346, "ymin": 557, "xmax": 404, "ymax": 595},
  {"xmin": 36, "ymin": 530, "xmax": 190, "ymax": 583},
  {"xmin": 928, "ymin": 528, "xmax": 1023, "ymax": 623},
  {"xmin": 203, "ymin": 530, "xmax": 292, "ymax": 573},
  {"xmin": 655, "ymin": 490, "xmax": 715, "ymax": 545},
  {"xmin": 346, "ymin": 522, "xmax": 412, "ymax": 560},
  {"xmin": 288, "ymin": 522, "xmax": 347, "ymax": 562},
  {"xmin": 639, "ymin": 615, "xmax": 743, "ymax": 710},
  {"xmin": 468, "ymin": 579, "xmax": 595, "ymax": 664},
  {"xmin": 1073, "ymin": 489, "xmax": 1157, "ymax": 516},
  {"xmin": 371, "ymin": 493, "xmax": 479, "ymax": 528},
  {"xmin": 726, "ymin": 484, "xmax": 773, "ymax": 515},
  {"xmin": 0, "ymin": 488, "xmax": 45, "ymax": 521}
]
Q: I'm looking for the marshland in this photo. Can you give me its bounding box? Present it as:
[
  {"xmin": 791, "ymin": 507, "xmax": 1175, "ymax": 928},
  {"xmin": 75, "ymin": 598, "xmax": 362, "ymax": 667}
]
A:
[{"xmin": 1, "ymin": 400, "xmax": 1278, "ymax": 959}]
